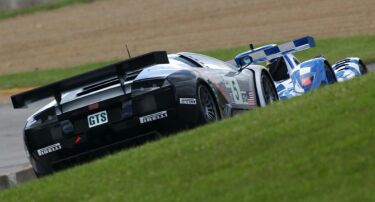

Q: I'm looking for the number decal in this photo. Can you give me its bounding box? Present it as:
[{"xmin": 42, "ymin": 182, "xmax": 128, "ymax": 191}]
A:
[{"xmin": 232, "ymin": 80, "xmax": 240, "ymax": 101}]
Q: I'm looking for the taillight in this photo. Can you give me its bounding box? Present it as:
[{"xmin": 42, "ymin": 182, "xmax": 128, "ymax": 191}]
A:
[
  {"xmin": 302, "ymin": 76, "xmax": 313, "ymax": 87},
  {"xmin": 74, "ymin": 136, "xmax": 81, "ymax": 144},
  {"xmin": 88, "ymin": 102, "xmax": 99, "ymax": 110}
]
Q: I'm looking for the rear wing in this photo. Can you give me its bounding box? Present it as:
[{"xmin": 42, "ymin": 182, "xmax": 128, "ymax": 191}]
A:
[
  {"xmin": 234, "ymin": 36, "xmax": 316, "ymax": 66},
  {"xmin": 11, "ymin": 51, "xmax": 169, "ymax": 109}
]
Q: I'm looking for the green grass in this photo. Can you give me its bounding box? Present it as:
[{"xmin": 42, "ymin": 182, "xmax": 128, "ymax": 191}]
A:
[
  {"xmin": 1, "ymin": 35, "xmax": 375, "ymax": 89},
  {"xmin": 0, "ymin": 73, "xmax": 374, "ymax": 202},
  {"xmin": 0, "ymin": 0, "xmax": 93, "ymax": 21}
]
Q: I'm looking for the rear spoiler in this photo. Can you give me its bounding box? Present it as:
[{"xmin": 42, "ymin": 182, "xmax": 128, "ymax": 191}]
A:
[
  {"xmin": 11, "ymin": 51, "xmax": 169, "ymax": 109},
  {"xmin": 234, "ymin": 36, "xmax": 316, "ymax": 66}
]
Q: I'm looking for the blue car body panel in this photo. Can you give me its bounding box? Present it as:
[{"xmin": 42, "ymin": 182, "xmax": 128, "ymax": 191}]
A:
[{"xmin": 276, "ymin": 57, "xmax": 332, "ymax": 100}]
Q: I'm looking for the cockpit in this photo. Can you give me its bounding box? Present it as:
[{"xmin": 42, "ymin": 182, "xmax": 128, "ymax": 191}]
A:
[{"xmin": 266, "ymin": 57, "xmax": 290, "ymax": 82}]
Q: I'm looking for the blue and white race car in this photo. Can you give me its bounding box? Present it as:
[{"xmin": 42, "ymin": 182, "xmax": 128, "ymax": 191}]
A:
[{"xmin": 233, "ymin": 36, "xmax": 368, "ymax": 100}]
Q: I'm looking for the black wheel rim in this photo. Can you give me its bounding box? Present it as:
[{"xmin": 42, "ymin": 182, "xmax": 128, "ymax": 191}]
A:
[
  {"xmin": 261, "ymin": 74, "xmax": 277, "ymax": 104},
  {"xmin": 198, "ymin": 85, "xmax": 218, "ymax": 122}
]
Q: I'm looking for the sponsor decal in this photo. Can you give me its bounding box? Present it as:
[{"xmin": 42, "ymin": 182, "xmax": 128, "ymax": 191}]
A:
[
  {"xmin": 179, "ymin": 98, "xmax": 197, "ymax": 105},
  {"xmin": 37, "ymin": 143, "xmax": 62, "ymax": 156},
  {"xmin": 225, "ymin": 78, "xmax": 249, "ymax": 105},
  {"xmin": 139, "ymin": 111, "xmax": 168, "ymax": 124},
  {"xmin": 241, "ymin": 92, "xmax": 247, "ymax": 103},
  {"xmin": 231, "ymin": 80, "xmax": 241, "ymax": 103},
  {"xmin": 87, "ymin": 110, "xmax": 108, "ymax": 128}
]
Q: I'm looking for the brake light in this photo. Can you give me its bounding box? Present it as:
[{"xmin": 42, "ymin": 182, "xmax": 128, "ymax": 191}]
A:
[
  {"xmin": 75, "ymin": 136, "xmax": 81, "ymax": 144},
  {"xmin": 88, "ymin": 103, "xmax": 99, "ymax": 110}
]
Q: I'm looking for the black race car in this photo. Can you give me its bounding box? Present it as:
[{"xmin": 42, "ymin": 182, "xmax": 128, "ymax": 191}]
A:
[{"xmin": 12, "ymin": 51, "xmax": 278, "ymax": 176}]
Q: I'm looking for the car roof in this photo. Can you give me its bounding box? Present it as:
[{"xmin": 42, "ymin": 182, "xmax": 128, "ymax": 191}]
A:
[{"xmin": 178, "ymin": 52, "xmax": 237, "ymax": 70}]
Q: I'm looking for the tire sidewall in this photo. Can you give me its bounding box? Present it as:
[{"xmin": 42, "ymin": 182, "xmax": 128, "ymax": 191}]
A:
[{"xmin": 196, "ymin": 84, "xmax": 219, "ymax": 123}]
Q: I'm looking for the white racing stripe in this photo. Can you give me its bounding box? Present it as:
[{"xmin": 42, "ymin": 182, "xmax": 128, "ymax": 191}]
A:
[{"xmin": 299, "ymin": 67, "xmax": 311, "ymax": 75}]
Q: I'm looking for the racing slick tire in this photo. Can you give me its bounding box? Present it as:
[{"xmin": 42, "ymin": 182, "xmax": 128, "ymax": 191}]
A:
[
  {"xmin": 324, "ymin": 62, "xmax": 337, "ymax": 83},
  {"xmin": 359, "ymin": 60, "xmax": 368, "ymax": 74},
  {"xmin": 197, "ymin": 84, "xmax": 220, "ymax": 123},
  {"xmin": 260, "ymin": 71, "xmax": 278, "ymax": 105}
]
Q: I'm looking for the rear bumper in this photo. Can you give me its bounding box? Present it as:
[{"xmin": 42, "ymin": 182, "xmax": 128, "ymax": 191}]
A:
[
  {"xmin": 45, "ymin": 109, "xmax": 179, "ymax": 172},
  {"xmin": 26, "ymin": 86, "xmax": 200, "ymax": 174}
]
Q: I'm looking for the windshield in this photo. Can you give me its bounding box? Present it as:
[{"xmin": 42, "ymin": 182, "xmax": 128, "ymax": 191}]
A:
[{"xmin": 266, "ymin": 57, "xmax": 289, "ymax": 81}]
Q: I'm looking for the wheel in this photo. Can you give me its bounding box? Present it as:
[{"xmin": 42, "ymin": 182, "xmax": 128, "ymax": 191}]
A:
[
  {"xmin": 197, "ymin": 84, "xmax": 219, "ymax": 123},
  {"xmin": 359, "ymin": 60, "xmax": 368, "ymax": 74},
  {"xmin": 324, "ymin": 63, "xmax": 337, "ymax": 84},
  {"xmin": 261, "ymin": 72, "xmax": 278, "ymax": 105}
]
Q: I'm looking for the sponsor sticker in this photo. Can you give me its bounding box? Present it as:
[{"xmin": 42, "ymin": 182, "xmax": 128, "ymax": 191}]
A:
[
  {"xmin": 139, "ymin": 111, "xmax": 168, "ymax": 124},
  {"xmin": 225, "ymin": 78, "xmax": 248, "ymax": 105},
  {"xmin": 37, "ymin": 143, "xmax": 62, "ymax": 156},
  {"xmin": 87, "ymin": 110, "xmax": 108, "ymax": 128},
  {"xmin": 179, "ymin": 98, "xmax": 197, "ymax": 105},
  {"xmin": 230, "ymin": 79, "xmax": 242, "ymax": 104}
]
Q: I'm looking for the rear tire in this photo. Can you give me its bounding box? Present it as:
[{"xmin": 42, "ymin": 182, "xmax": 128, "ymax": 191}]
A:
[
  {"xmin": 359, "ymin": 60, "xmax": 368, "ymax": 74},
  {"xmin": 197, "ymin": 84, "xmax": 219, "ymax": 123},
  {"xmin": 261, "ymin": 72, "xmax": 278, "ymax": 105},
  {"xmin": 324, "ymin": 63, "xmax": 337, "ymax": 84}
]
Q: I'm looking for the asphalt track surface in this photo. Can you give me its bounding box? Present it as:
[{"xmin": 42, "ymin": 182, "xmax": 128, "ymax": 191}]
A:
[
  {"xmin": 0, "ymin": 100, "xmax": 50, "ymax": 175},
  {"xmin": 0, "ymin": 64, "xmax": 374, "ymax": 175}
]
